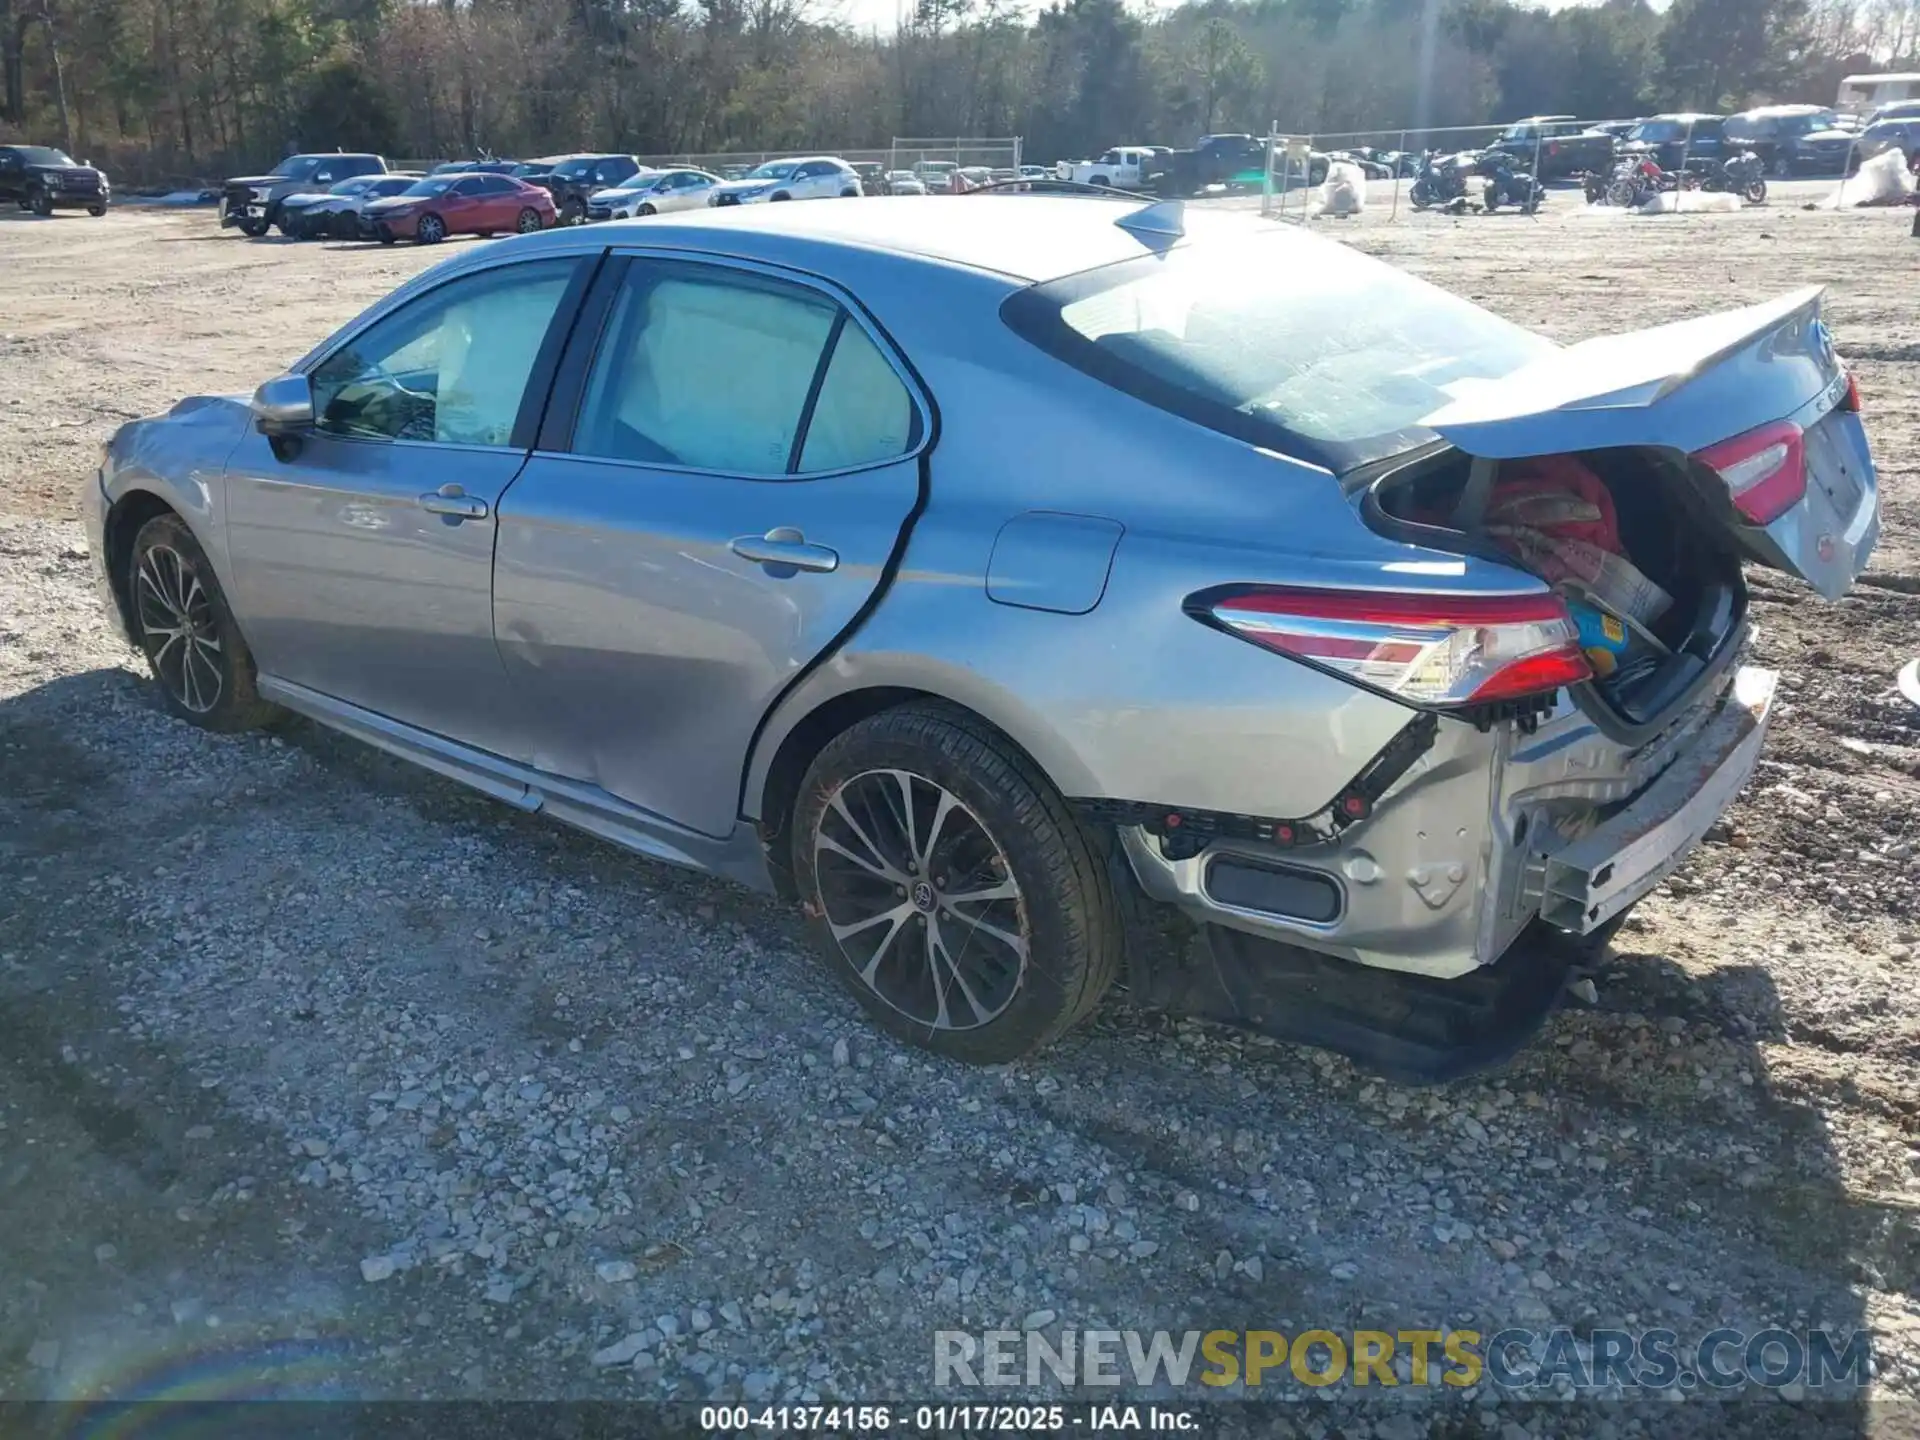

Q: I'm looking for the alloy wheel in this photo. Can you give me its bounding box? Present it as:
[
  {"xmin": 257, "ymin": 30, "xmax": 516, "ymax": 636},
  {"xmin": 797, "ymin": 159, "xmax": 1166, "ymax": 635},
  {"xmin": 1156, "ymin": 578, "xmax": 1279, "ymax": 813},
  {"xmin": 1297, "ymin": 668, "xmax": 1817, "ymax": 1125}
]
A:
[
  {"xmin": 812, "ymin": 768, "xmax": 1028, "ymax": 1032},
  {"xmin": 136, "ymin": 544, "xmax": 223, "ymax": 714},
  {"xmin": 517, "ymin": 207, "xmax": 542, "ymax": 233}
]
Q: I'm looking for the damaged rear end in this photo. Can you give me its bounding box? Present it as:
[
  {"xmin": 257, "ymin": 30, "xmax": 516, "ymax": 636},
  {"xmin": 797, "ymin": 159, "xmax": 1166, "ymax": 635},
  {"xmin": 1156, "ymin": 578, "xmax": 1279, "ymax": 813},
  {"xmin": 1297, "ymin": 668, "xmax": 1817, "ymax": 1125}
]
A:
[{"xmin": 1123, "ymin": 286, "xmax": 1877, "ymax": 1079}]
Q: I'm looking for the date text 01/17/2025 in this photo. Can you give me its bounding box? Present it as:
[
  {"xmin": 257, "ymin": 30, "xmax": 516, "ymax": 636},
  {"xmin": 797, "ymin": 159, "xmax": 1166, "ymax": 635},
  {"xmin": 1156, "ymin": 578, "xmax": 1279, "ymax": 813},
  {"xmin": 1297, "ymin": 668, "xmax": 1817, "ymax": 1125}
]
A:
[{"xmin": 698, "ymin": 1404, "xmax": 1199, "ymax": 1432}]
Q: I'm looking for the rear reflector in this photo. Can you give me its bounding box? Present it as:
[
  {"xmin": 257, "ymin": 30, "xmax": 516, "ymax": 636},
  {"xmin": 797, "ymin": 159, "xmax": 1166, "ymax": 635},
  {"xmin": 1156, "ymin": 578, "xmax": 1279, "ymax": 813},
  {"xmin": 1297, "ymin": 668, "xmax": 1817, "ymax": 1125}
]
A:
[
  {"xmin": 1202, "ymin": 586, "xmax": 1591, "ymax": 708},
  {"xmin": 1696, "ymin": 418, "xmax": 1806, "ymax": 525}
]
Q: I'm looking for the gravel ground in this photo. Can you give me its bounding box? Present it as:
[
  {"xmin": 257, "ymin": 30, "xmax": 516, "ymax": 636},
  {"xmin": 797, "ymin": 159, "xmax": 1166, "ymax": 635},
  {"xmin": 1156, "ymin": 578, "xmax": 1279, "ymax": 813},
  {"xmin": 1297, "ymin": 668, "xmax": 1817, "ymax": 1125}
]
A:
[{"xmin": 1, "ymin": 192, "xmax": 1918, "ymax": 1435}]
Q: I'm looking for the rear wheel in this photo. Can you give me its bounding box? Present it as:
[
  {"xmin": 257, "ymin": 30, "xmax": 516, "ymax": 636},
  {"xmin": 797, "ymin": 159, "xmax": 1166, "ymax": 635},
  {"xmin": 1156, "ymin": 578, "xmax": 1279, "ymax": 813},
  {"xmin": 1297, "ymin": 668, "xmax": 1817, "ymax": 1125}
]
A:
[
  {"xmin": 791, "ymin": 702, "xmax": 1121, "ymax": 1065},
  {"xmin": 1743, "ymin": 178, "xmax": 1768, "ymax": 204},
  {"xmin": 129, "ymin": 514, "xmax": 282, "ymax": 733},
  {"xmin": 416, "ymin": 213, "xmax": 446, "ymax": 244},
  {"xmin": 1606, "ymin": 178, "xmax": 1639, "ymax": 208}
]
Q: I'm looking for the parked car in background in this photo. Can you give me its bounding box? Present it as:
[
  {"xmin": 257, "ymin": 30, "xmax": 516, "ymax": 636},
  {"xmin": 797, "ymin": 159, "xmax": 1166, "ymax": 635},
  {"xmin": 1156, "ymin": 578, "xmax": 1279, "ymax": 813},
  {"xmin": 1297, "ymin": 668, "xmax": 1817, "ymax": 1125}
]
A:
[
  {"xmin": 523, "ymin": 154, "xmax": 643, "ymax": 224},
  {"xmin": 90, "ymin": 199, "xmax": 1877, "ymax": 1079},
  {"xmin": 1853, "ymin": 116, "xmax": 1920, "ymax": 170},
  {"xmin": 363, "ymin": 172, "xmax": 554, "ymax": 244},
  {"xmin": 1491, "ymin": 116, "xmax": 1615, "ymax": 180},
  {"xmin": 885, "ymin": 170, "xmax": 927, "ymax": 195},
  {"xmin": 1727, "ymin": 106, "xmax": 1858, "ymax": 176},
  {"xmin": 428, "ymin": 159, "xmax": 522, "ymax": 176},
  {"xmin": 708, "ymin": 157, "xmax": 862, "ymax": 205},
  {"xmin": 1623, "ymin": 114, "xmax": 1725, "ymax": 172},
  {"xmin": 914, "ymin": 160, "xmax": 961, "ymax": 192},
  {"xmin": 851, "ymin": 161, "xmax": 887, "ymax": 194},
  {"xmin": 0, "ymin": 143, "xmax": 109, "ymax": 215},
  {"xmin": 587, "ymin": 167, "xmax": 721, "ymax": 220},
  {"xmin": 1056, "ymin": 146, "xmax": 1158, "ymax": 188},
  {"xmin": 305, "ymin": 174, "xmax": 425, "ymax": 240},
  {"xmin": 1593, "ymin": 119, "xmax": 1642, "ymax": 141},
  {"xmin": 221, "ymin": 153, "xmax": 386, "ymax": 237},
  {"xmin": 278, "ymin": 174, "xmax": 417, "ymax": 238},
  {"xmin": 1867, "ymin": 98, "xmax": 1920, "ymax": 125}
]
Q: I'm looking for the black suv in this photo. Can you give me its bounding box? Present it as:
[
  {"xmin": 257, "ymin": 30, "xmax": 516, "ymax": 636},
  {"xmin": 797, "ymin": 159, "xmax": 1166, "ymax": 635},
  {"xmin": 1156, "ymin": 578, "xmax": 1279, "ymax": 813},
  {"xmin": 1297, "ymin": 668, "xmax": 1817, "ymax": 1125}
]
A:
[
  {"xmin": 1492, "ymin": 116, "xmax": 1617, "ymax": 180},
  {"xmin": 523, "ymin": 153, "xmax": 641, "ymax": 224},
  {"xmin": 0, "ymin": 144, "xmax": 110, "ymax": 216},
  {"xmin": 1622, "ymin": 114, "xmax": 1726, "ymax": 172},
  {"xmin": 220, "ymin": 152, "xmax": 387, "ymax": 236},
  {"xmin": 1726, "ymin": 106, "xmax": 1857, "ymax": 176}
]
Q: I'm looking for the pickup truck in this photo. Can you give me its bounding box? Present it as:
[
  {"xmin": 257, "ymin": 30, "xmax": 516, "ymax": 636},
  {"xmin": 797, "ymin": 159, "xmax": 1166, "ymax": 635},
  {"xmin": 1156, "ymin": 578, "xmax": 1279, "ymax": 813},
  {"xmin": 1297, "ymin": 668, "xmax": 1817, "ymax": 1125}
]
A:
[
  {"xmin": 1491, "ymin": 116, "xmax": 1616, "ymax": 180},
  {"xmin": 220, "ymin": 152, "xmax": 387, "ymax": 236},
  {"xmin": 1054, "ymin": 146, "xmax": 1160, "ymax": 188},
  {"xmin": 0, "ymin": 143, "xmax": 110, "ymax": 215}
]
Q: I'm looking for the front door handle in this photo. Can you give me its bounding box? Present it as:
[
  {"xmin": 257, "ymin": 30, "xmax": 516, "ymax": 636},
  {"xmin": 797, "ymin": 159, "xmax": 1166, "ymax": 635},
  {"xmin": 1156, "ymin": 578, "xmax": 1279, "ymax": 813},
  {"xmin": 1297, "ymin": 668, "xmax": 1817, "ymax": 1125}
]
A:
[
  {"xmin": 729, "ymin": 527, "xmax": 839, "ymax": 575},
  {"xmin": 419, "ymin": 484, "xmax": 489, "ymax": 521}
]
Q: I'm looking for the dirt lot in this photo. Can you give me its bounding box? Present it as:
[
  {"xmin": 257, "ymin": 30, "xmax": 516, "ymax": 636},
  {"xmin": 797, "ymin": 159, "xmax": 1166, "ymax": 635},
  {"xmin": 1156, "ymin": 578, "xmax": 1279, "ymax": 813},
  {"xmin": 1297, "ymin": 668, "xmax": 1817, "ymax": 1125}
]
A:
[{"xmin": 2, "ymin": 191, "xmax": 1919, "ymax": 1432}]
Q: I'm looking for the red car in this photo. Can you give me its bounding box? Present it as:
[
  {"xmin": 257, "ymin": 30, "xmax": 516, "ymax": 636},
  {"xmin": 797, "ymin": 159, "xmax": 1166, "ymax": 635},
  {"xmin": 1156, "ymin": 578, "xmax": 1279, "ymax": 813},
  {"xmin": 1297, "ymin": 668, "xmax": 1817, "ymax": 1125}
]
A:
[{"xmin": 363, "ymin": 172, "xmax": 555, "ymax": 245}]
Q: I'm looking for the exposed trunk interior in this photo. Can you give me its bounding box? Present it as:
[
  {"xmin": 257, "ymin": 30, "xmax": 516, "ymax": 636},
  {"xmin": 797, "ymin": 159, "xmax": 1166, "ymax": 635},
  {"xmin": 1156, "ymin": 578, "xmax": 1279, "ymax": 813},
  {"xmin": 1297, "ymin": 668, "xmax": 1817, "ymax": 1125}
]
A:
[{"xmin": 1364, "ymin": 445, "xmax": 1748, "ymax": 733}]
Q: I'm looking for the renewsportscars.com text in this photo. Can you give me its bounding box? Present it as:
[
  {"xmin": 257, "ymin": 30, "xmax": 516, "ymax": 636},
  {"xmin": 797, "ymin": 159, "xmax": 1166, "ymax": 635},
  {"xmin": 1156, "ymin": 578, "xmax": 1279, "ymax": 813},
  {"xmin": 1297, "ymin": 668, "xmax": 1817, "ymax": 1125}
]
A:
[{"xmin": 934, "ymin": 1327, "xmax": 1871, "ymax": 1394}]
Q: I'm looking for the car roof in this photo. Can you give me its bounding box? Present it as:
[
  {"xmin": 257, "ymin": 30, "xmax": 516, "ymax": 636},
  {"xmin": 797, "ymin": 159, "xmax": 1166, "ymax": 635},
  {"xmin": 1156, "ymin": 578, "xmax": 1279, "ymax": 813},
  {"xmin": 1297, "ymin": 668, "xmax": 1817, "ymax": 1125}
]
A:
[
  {"xmin": 471, "ymin": 194, "xmax": 1298, "ymax": 286},
  {"xmin": 1733, "ymin": 104, "xmax": 1831, "ymax": 119}
]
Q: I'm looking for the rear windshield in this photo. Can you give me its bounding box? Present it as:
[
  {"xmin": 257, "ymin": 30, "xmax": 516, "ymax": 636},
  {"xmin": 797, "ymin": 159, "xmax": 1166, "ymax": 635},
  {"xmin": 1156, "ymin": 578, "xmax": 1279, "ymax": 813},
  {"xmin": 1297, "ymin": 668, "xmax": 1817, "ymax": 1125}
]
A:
[
  {"xmin": 1002, "ymin": 229, "xmax": 1554, "ymax": 471},
  {"xmin": 400, "ymin": 179, "xmax": 452, "ymax": 197},
  {"xmin": 1629, "ymin": 120, "xmax": 1692, "ymax": 141}
]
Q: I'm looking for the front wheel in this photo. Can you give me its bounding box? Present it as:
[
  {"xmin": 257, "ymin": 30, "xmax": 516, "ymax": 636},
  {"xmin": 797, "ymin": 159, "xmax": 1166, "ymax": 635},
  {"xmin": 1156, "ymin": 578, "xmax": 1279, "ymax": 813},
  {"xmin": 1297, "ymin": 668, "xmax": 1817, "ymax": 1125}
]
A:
[
  {"xmin": 791, "ymin": 702, "xmax": 1121, "ymax": 1064},
  {"xmin": 634, "ymin": 202, "xmax": 655, "ymax": 217},
  {"xmin": 129, "ymin": 514, "xmax": 282, "ymax": 733},
  {"xmin": 416, "ymin": 213, "xmax": 446, "ymax": 244},
  {"xmin": 239, "ymin": 217, "xmax": 269, "ymax": 237},
  {"xmin": 517, "ymin": 207, "xmax": 543, "ymax": 233},
  {"xmin": 1606, "ymin": 178, "xmax": 1640, "ymax": 208},
  {"xmin": 1409, "ymin": 180, "xmax": 1433, "ymax": 209},
  {"xmin": 29, "ymin": 190, "xmax": 53, "ymax": 217}
]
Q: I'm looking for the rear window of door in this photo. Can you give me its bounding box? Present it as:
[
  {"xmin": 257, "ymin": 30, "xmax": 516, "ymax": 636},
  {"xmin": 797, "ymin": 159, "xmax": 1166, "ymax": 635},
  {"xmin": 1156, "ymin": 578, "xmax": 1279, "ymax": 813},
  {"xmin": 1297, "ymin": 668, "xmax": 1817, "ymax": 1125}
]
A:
[{"xmin": 569, "ymin": 260, "xmax": 920, "ymax": 476}]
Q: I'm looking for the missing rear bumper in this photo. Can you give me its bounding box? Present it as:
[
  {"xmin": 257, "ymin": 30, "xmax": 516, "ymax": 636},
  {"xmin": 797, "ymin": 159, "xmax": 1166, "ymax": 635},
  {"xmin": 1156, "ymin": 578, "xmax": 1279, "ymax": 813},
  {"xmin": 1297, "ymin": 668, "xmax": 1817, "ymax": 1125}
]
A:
[
  {"xmin": 1539, "ymin": 665, "xmax": 1776, "ymax": 934},
  {"xmin": 1137, "ymin": 920, "xmax": 1598, "ymax": 1084}
]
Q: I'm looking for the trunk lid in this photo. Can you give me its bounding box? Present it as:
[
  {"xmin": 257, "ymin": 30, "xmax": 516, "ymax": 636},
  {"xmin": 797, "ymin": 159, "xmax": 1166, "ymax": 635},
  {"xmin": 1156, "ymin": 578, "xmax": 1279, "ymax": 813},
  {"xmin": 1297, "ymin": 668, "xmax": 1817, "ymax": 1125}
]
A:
[{"xmin": 1417, "ymin": 287, "xmax": 1877, "ymax": 599}]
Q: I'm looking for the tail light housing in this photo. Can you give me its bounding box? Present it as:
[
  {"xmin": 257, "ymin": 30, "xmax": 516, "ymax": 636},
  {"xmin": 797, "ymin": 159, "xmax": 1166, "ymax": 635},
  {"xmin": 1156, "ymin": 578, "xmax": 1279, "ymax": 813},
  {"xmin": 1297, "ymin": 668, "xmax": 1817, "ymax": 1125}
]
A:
[
  {"xmin": 1199, "ymin": 586, "xmax": 1592, "ymax": 708},
  {"xmin": 1696, "ymin": 418, "xmax": 1806, "ymax": 525}
]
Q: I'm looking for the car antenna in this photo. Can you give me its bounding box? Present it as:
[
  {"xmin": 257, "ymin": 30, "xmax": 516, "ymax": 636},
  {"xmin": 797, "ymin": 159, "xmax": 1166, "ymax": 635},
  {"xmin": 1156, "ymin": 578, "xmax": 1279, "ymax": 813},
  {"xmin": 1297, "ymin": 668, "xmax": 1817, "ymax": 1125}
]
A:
[{"xmin": 1117, "ymin": 199, "xmax": 1184, "ymax": 239}]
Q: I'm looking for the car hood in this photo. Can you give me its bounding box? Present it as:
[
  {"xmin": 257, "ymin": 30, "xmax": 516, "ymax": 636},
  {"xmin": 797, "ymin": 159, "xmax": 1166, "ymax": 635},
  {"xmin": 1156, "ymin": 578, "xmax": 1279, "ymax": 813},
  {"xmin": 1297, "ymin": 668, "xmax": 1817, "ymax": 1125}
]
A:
[
  {"xmin": 712, "ymin": 177, "xmax": 784, "ymax": 195},
  {"xmin": 364, "ymin": 196, "xmax": 421, "ymax": 211},
  {"xmin": 226, "ymin": 174, "xmax": 294, "ymax": 187},
  {"xmin": 1803, "ymin": 129, "xmax": 1857, "ymax": 145},
  {"xmin": 278, "ymin": 191, "xmax": 334, "ymax": 207},
  {"xmin": 589, "ymin": 187, "xmax": 643, "ymax": 204}
]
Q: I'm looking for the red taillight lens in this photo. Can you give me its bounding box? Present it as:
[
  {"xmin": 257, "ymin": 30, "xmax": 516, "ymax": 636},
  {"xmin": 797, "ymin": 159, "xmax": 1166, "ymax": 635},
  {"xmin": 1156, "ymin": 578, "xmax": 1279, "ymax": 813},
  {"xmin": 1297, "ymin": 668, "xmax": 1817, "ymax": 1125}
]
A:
[
  {"xmin": 1204, "ymin": 586, "xmax": 1592, "ymax": 708},
  {"xmin": 1695, "ymin": 419, "xmax": 1806, "ymax": 525}
]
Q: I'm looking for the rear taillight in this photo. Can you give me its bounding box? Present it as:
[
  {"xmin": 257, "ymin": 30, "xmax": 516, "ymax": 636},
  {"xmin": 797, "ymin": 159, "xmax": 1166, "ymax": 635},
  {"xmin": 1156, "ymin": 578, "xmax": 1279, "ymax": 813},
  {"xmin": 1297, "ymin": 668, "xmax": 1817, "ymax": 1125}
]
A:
[
  {"xmin": 1840, "ymin": 369, "xmax": 1861, "ymax": 412},
  {"xmin": 1696, "ymin": 419, "xmax": 1806, "ymax": 525},
  {"xmin": 1202, "ymin": 587, "xmax": 1592, "ymax": 708}
]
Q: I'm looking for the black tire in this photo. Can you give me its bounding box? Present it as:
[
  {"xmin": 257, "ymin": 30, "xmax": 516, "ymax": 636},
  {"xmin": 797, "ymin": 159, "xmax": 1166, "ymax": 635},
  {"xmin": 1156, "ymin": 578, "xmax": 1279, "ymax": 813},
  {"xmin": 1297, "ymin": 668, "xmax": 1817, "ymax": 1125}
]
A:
[
  {"xmin": 770, "ymin": 192, "xmax": 792, "ymax": 201},
  {"xmin": 239, "ymin": 217, "xmax": 269, "ymax": 237},
  {"xmin": 128, "ymin": 513, "xmax": 282, "ymax": 733},
  {"xmin": 416, "ymin": 213, "xmax": 446, "ymax": 244},
  {"xmin": 1744, "ymin": 179, "xmax": 1767, "ymax": 204},
  {"xmin": 841, "ymin": 187, "xmax": 859, "ymax": 197},
  {"xmin": 634, "ymin": 202, "xmax": 655, "ymax": 217},
  {"xmin": 87, "ymin": 204, "xmax": 106, "ymax": 217},
  {"xmin": 516, "ymin": 207, "xmax": 543, "ymax": 233},
  {"xmin": 29, "ymin": 189, "xmax": 53, "ymax": 217},
  {"xmin": 378, "ymin": 233, "xmax": 395, "ymax": 245},
  {"xmin": 790, "ymin": 702, "xmax": 1122, "ymax": 1065}
]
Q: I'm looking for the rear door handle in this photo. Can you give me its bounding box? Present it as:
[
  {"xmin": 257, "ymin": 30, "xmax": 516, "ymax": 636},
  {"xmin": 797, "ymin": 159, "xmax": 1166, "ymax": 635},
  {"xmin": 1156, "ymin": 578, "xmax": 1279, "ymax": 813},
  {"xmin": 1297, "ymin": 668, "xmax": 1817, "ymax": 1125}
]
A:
[
  {"xmin": 419, "ymin": 485, "xmax": 489, "ymax": 520},
  {"xmin": 730, "ymin": 527, "xmax": 839, "ymax": 575}
]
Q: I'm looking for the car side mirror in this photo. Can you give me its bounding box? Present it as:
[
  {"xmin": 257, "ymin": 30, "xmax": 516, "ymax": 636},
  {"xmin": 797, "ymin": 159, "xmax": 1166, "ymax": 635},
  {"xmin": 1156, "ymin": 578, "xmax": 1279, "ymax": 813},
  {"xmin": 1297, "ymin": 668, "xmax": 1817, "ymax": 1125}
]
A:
[{"xmin": 250, "ymin": 374, "xmax": 314, "ymax": 437}]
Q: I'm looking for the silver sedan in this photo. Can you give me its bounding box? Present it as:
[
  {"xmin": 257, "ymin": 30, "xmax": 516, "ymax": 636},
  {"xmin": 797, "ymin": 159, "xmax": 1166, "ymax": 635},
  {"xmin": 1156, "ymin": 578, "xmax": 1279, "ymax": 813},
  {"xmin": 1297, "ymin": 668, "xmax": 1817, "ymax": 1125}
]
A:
[{"xmin": 86, "ymin": 198, "xmax": 1878, "ymax": 1078}]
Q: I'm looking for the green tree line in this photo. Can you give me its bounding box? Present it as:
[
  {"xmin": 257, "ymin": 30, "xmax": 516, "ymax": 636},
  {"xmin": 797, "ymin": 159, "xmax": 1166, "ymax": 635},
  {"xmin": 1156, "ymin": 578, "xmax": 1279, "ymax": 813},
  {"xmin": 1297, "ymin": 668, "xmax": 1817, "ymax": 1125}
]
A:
[{"xmin": 0, "ymin": 0, "xmax": 1902, "ymax": 181}]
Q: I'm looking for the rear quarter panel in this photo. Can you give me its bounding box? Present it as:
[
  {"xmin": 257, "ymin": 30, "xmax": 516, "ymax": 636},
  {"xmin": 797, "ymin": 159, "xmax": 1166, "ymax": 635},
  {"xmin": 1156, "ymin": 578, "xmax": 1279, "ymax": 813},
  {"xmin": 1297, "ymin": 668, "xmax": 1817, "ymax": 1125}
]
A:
[{"xmin": 745, "ymin": 255, "xmax": 1506, "ymax": 823}]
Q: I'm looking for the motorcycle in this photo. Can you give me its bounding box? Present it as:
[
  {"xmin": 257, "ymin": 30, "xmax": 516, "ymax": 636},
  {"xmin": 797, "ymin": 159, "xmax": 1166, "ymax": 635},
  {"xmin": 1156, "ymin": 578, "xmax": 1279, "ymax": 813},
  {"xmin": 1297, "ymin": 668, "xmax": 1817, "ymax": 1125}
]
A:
[
  {"xmin": 1478, "ymin": 152, "xmax": 1544, "ymax": 213},
  {"xmin": 1600, "ymin": 147, "xmax": 1697, "ymax": 208},
  {"xmin": 1695, "ymin": 148, "xmax": 1767, "ymax": 204},
  {"xmin": 1409, "ymin": 149, "xmax": 1477, "ymax": 210}
]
